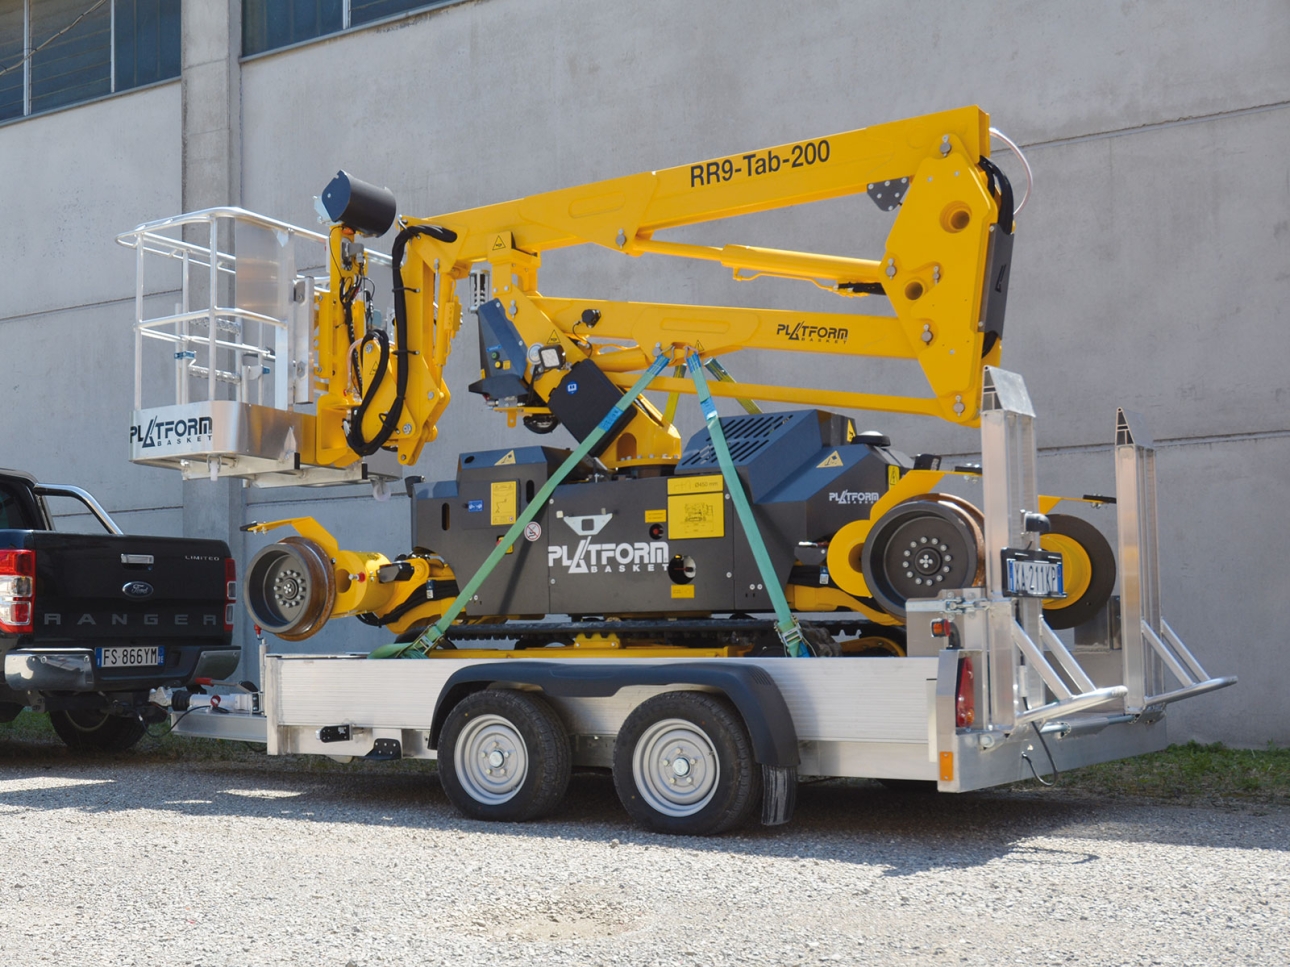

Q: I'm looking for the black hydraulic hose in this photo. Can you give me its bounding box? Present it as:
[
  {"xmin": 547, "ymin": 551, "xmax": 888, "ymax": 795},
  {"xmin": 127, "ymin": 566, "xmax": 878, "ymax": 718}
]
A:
[
  {"xmin": 345, "ymin": 222, "xmax": 458, "ymax": 457},
  {"xmin": 977, "ymin": 156, "xmax": 1014, "ymax": 235}
]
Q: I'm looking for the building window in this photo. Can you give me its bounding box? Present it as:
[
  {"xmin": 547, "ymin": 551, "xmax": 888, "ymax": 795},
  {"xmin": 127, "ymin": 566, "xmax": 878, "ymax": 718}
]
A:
[
  {"xmin": 242, "ymin": 0, "xmax": 341, "ymax": 58},
  {"xmin": 0, "ymin": 0, "xmax": 180, "ymax": 123},
  {"xmin": 242, "ymin": 0, "xmax": 458, "ymax": 57}
]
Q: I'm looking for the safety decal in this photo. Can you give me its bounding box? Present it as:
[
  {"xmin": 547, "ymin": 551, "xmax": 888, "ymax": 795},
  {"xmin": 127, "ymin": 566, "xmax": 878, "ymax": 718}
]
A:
[
  {"xmin": 817, "ymin": 450, "xmax": 844, "ymax": 469},
  {"xmin": 494, "ymin": 450, "xmax": 517, "ymax": 466},
  {"xmin": 524, "ymin": 522, "xmax": 542, "ymax": 542}
]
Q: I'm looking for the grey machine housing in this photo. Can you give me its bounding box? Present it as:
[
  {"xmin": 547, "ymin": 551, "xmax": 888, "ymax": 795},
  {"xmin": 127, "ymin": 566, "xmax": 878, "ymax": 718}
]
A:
[{"xmin": 409, "ymin": 408, "xmax": 909, "ymax": 619}]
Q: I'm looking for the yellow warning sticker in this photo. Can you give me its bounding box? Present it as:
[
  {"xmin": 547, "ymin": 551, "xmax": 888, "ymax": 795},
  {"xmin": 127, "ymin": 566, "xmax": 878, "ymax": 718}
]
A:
[
  {"xmin": 667, "ymin": 474, "xmax": 723, "ymax": 495},
  {"xmin": 668, "ymin": 492, "xmax": 724, "ymax": 540},
  {"xmin": 494, "ymin": 450, "xmax": 517, "ymax": 466},
  {"xmin": 817, "ymin": 450, "xmax": 844, "ymax": 469},
  {"xmin": 547, "ymin": 331, "xmax": 561, "ymax": 344},
  {"xmin": 887, "ymin": 465, "xmax": 901, "ymax": 488},
  {"xmin": 671, "ymin": 584, "xmax": 696, "ymax": 599},
  {"xmin": 492, "ymin": 232, "xmax": 511, "ymax": 250},
  {"xmin": 491, "ymin": 480, "xmax": 516, "ymax": 525},
  {"xmin": 644, "ymin": 509, "xmax": 667, "ymax": 523}
]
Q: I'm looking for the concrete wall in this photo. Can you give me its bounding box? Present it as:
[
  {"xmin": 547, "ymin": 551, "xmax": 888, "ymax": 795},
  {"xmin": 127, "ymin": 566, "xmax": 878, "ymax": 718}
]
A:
[
  {"xmin": 2, "ymin": 82, "xmax": 184, "ymax": 534},
  {"xmin": 3, "ymin": 0, "xmax": 1286, "ymax": 744}
]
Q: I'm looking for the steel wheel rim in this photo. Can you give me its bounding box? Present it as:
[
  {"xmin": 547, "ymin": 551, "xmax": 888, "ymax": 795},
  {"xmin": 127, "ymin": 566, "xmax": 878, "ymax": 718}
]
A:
[
  {"xmin": 454, "ymin": 713, "xmax": 529, "ymax": 805},
  {"xmin": 63, "ymin": 710, "xmax": 112, "ymax": 733},
  {"xmin": 252, "ymin": 554, "xmax": 309, "ymax": 625},
  {"xmin": 632, "ymin": 717, "xmax": 719, "ymax": 818}
]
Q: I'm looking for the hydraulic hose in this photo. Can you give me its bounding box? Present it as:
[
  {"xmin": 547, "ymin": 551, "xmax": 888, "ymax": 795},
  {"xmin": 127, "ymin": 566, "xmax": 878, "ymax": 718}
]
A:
[
  {"xmin": 345, "ymin": 223, "xmax": 457, "ymax": 457},
  {"xmin": 976, "ymin": 156, "xmax": 1015, "ymax": 235}
]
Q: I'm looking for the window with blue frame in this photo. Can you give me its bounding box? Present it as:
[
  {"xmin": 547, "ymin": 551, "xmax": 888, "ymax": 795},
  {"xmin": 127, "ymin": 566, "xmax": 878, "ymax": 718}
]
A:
[
  {"xmin": 243, "ymin": 0, "xmax": 457, "ymax": 57},
  {"xmin": 0, "ymin": 0, "xmax": 180, "ymax": 123}
]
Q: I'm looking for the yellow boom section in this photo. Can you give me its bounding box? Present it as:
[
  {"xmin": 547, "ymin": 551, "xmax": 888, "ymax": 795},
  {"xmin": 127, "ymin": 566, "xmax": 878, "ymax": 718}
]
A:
[{"xmin": 316, "ymin": 105, "xmax": 1011, "ymax": 468}]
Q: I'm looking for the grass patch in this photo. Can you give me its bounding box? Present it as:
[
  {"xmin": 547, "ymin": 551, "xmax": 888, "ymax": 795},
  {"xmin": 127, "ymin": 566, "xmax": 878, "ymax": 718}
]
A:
[{"xmin": 1059, "ymin": 741, "xmax": 1290, "ymax": 805}]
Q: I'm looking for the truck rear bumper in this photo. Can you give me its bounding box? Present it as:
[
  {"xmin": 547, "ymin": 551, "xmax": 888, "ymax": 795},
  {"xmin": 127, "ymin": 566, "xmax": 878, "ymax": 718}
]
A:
[
  {"xmin": 4, "ymin": 649, "xmax": 95, "ymax": 690},
  {"xmin": 4, "ymin": 646, "xmax": 240, "ymax": 692}
]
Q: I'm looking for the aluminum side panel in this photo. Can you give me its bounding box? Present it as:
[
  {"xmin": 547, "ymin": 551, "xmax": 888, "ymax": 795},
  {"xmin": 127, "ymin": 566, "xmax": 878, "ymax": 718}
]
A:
[
  {"xmin": 270, "ymin": 656, "xmax": 486, "ymax": 728},
  {"xmin": 744, "ymin": 657, "xmax": 938, "ymax": 743},
  {"xmin": 267, "ymin": 654, "xmax": 938, "ymax": 744}
]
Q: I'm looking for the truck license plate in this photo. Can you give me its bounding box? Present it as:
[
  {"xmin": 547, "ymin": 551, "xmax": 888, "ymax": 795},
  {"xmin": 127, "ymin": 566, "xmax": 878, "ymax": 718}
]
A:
[
  {"xmin": 1002, "ymin": 550, "xmax": 1065, "ymax": 598},
  {"xmin": 96, "ymin": 646, "xmax": 165, "ymax": 668}
]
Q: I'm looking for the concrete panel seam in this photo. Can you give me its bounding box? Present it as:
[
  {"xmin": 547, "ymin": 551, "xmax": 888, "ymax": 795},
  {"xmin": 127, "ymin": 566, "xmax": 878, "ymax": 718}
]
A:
[
  {"xmin": 938, "ymin": 427, "xmax": 1290, "ymax": 460},
  {"xmin": 1021, "ymin": 99, "xmax": 1290, "ymax": 151},
  {"xmin": 0, "ymin": 292, "xmax": 179, "ymax": 326}
]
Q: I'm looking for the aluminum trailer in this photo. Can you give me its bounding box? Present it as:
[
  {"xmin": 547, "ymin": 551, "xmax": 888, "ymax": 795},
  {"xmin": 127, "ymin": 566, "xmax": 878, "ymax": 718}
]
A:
[{"xmin": 170, "ymin": 368, "xmax": 1233, "ymax": 834}]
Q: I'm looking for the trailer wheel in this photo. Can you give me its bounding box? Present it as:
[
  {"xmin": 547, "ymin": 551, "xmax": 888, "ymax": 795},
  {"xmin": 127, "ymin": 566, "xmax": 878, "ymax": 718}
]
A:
[
  {"xmin": 1040, "ymin": 514, "xmax": 1117, "ymax": 630},
  {"xmin": 613, "ymin": 692, "xmax": 761, "ymax": 835},
  {"xmin": 438, "ymin": 690, "xmax": 570, "ymax": 822},
  {"xmin": 49, "ymin": 710, "xmax": 147, "ymax": 753}
]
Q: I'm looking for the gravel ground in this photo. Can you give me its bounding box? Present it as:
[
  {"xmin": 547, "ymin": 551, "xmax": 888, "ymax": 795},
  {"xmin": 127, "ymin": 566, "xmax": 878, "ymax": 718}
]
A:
[{"xmin": 0, "ymin": 733, "xmax": 1286, "ymax": 967}]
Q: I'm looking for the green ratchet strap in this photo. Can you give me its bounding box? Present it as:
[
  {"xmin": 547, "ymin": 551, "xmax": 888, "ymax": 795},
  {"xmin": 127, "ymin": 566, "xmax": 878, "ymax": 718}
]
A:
[
  {"xmin": 686, "ymin": 351, "xmax": 807, "ymax": 657},
  {"xmin": 370, "ymin": 351, "xmax": 674, "ymax": 659},
  {"xmin": 703, "ymin": 357, "xmax": 762, "ymax": 415}
]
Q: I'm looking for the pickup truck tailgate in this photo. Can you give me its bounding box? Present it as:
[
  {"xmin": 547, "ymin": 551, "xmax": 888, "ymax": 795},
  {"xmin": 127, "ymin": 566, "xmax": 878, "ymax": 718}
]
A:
[{"xmin": 26, "ymin": 533, "xmax": 231, "ymax": 645}]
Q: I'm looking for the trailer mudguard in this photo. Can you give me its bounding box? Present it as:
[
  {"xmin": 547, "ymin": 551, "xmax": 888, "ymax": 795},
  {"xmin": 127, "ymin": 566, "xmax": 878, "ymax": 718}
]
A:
[{"xmin": 429, "ymin": 660, "xmax": 800, "ymax": 768}]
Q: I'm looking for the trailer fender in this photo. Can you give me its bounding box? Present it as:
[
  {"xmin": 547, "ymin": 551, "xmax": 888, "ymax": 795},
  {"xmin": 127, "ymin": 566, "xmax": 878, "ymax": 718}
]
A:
[{"xmin": 429, "ymin": 660, "xmax": 800, "ymax": 769}]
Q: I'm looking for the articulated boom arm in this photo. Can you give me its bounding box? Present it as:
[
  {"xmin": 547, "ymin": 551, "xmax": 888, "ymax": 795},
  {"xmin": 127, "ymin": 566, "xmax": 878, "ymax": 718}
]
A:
[{"xmin": 317, "ymin": 105, "xmax": 1014, "ymax": 470}]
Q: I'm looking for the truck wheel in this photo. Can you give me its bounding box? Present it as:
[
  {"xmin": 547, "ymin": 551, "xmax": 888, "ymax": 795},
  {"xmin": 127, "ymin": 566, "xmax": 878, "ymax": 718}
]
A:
[
  {"xmin": 49, "ymin": 710, "xmax": 147, "ymax": 753},
  {"xmin": 613, "ymin": 692, "xmax": 761, "ymax": 836},
  {"xmin": 438, "ymin": 690, "xmax": 570, "ymax": 822}
]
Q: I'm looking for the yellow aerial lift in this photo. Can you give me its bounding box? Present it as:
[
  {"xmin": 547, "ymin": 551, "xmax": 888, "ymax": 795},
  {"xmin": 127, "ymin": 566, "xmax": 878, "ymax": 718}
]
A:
[
  {"xmin": 241, "ymin": 104, "xmax": 1058, "ymax": 653},
  {"xmin": 119, "ymin": 106, "xmax": 1233, "ymax": 834}
]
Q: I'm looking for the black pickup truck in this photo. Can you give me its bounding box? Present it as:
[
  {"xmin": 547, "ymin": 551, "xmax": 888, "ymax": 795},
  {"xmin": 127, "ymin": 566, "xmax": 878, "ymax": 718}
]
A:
[{"xmin": 0, "ymin": 469, "xmax": 238, "ymax": 751}]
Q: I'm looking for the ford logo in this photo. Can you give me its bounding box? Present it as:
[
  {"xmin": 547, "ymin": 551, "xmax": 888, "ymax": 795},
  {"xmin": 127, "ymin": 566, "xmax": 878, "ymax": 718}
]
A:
[{"xmin": 122, "ymin": 581, "xmax": 154, "ymax": 600}]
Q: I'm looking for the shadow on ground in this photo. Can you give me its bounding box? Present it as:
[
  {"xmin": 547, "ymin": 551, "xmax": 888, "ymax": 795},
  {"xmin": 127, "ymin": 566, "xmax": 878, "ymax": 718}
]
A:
[{"xmin": 1, "ymin": 726, "xmax": 1284, "ymax": 880}]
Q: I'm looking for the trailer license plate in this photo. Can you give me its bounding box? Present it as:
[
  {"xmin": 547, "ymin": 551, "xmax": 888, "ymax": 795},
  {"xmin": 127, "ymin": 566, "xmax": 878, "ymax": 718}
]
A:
[
  {"xmin": 1002, "ymin": 550, "xmax": 1065, "ymax": 598},
  {"xmin": 96, "ymin": 646, "xmax": 165, "ymax": 668}
]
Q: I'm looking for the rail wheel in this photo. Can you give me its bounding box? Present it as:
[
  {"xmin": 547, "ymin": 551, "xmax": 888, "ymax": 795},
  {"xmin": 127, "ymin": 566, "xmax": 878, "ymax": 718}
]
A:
[
  {"xmin": 861, "ymin": 495, "xmax": 985, "ymax": 619},
  {"xmin": 1040, "ymin": 514, "xmax": 1117, "ymax": 629},
  {"xmin": 243, "ymin": 536, "xmax": 337, "ymax": 641},
  {"xmin": 613, "ymin": 692, "xmax": 760, "ymax": 835},
  {"xmin": 438, "ymin": 690, "xmax": 570, "ymax": 822}
]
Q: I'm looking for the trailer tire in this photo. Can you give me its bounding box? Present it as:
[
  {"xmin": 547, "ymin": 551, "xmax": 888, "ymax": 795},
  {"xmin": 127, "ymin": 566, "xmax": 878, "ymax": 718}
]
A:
[
  {"xmin": 49, "ymin": 709, "xmax": 147, "ymax": 753},
  {"xmin": 438, "ymin": 690, "xmax": 570, "ymax": 822},
  {"xmin": 613, "ymin": 692, "xmax": 761, "ymax": 836}
]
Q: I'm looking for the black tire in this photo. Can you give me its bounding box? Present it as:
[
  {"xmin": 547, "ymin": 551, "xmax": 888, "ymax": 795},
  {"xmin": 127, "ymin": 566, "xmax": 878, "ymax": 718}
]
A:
[
  {"xmin": 49, "ymin": 709, "xmax": 147, "ymax": 753},
  {"xmin": 1041, "ymin": 514, "xmax": 1117, "ymax": 630},
  {"xmin": 613, "ymin": 691, "xmax": 761, "ymax": 836},
  {"xmin": 438, "ymin": 689, "xmax": 571, "ymax": 822}
]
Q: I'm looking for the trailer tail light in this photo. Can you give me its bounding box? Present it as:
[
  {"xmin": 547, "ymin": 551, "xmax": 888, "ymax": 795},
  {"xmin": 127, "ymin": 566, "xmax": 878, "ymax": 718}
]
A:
[
  {"xmin": 955, "ymin": 655, "xmax": 976, "ymax": 728},
  {"xmin": 0, "ymin": 549, "xmax": 35, "ymax": 634},
  {"xmin": 224, "ymin": 557, "xmax": 237, "ymax": 631}
]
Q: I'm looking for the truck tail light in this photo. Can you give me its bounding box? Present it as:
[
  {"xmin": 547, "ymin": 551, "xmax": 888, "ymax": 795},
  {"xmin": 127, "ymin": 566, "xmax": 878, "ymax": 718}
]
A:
[
  {"xmin": 955, "ymin": 655, "xmax": 976, "ymax": 728},
  {"xmin": 224, "ymin": 557, "xmax": 237, "ymax": 631},
  {"xmin": 0, "ymin": 549, "xmax": 36, "ymax": 634}
]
